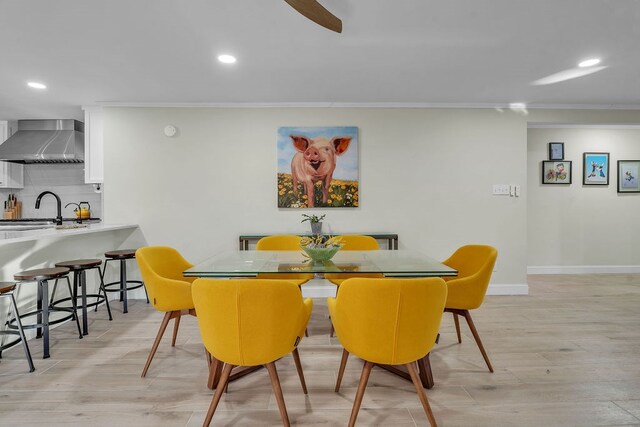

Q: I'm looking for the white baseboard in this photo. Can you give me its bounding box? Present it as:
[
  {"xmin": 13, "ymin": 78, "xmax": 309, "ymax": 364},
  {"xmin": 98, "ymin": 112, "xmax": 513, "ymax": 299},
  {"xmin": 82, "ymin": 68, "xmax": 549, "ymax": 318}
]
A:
[
  {"xmin": 486, "ymin": 283, "xmax": 529, "ymax": 295},
  {"xmin": 301, "ymin": 279, "xmax": 529, "ymax": 298},
  {"xmin": 527, "ymin": 265, "xmax": 640, "ymax": 275}
]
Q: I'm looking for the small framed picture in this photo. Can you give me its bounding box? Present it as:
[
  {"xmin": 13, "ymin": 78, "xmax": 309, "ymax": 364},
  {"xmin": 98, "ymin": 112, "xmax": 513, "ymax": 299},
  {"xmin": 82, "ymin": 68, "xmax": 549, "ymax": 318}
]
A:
[
  {"xmin": 583, "ymin": 152, "xmax": 610, "ymax": 185},
  {"xmin": 542, "ymin": 161, "xmax": 572, "ymax": 184},
  {"xmin": 617, "ymin": 160, "xmax": 640, "ymax": 193},
  {"xmin": 548, "ymin": 142, "xmax": 564, "ymax": 160}
]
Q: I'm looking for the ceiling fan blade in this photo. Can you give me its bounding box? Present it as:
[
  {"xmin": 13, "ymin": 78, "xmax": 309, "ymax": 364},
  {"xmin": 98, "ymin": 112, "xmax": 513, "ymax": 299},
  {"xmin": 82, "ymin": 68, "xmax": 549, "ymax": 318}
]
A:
[{"xmin": 284, "ymin": 0, "xmax": 343, "ymax": 33}]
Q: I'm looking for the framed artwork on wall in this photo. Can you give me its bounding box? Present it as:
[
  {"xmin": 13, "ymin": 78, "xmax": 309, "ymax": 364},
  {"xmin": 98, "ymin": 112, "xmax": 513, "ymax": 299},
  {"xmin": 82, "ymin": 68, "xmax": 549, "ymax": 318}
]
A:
[
  {"xmin": 617, "ymin": 160, "xmax": 640, "ymax": 193},
  {"xmin": 548, "ymin": 142, "xmax": 564, "ymax": 160},
  {"xmin": 277, "ymin": 126, "xmax": 359, "ymax": 208},
  {"xmin": 583, "ymin": 152, "xmax": 610, "ymax": 185},
  {"xmin": 542, "ymin": 161, "xmax": 572, "ymax": 184}
]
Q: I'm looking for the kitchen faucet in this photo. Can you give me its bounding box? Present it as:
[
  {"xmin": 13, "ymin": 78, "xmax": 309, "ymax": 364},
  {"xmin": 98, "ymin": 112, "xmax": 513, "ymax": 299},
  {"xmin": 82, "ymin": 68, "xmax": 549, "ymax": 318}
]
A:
[{"xmin": 35, "ymin": 191, "xmax": 63, "ymax": 225}]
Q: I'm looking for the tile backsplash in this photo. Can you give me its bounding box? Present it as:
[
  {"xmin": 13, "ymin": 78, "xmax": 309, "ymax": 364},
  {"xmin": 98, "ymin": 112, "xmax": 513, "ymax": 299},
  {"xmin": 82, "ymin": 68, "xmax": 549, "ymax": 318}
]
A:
[{"xmin": 0, "ymin": 163, "xmax": 102, "ymax": 219}]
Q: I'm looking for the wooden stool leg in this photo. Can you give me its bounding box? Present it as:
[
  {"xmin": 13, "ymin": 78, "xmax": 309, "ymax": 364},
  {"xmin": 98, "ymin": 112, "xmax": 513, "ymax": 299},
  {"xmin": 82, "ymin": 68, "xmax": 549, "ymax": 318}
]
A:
[
  {"xmin": 335, "ymin": 348, "xmax": 349, "ymax": 392},
  {"xmin": 266, "ymin": 362, "xmax": 291, "ymax": 427},
  {"xmin": 292, "ymin": 347, "xmax": 308, "ymax": 394},
  {"xmin": 407, "ymin": 362, "xmax": 437, "ymax": 427},
  {"xmin": 463, "ymin": 310, "xmax": 493, "ymax": 373},
  {"xmin": 141, "ymin": 311, "xmax": 173, "ymax": 377},
  {"xmin": 348, "ymin": 361, "xmax": 374, "ymax": 427},
  {"xmin": 203, "ymin": 363, "xmax": 234, "ymax": 427}
]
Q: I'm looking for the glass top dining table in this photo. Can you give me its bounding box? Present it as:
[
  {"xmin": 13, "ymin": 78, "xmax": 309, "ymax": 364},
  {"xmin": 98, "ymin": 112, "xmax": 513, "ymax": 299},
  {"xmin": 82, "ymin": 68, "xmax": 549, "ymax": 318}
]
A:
[{"xmin": 183, "ymin": 250, "xmax": 458, "ymax": 278}]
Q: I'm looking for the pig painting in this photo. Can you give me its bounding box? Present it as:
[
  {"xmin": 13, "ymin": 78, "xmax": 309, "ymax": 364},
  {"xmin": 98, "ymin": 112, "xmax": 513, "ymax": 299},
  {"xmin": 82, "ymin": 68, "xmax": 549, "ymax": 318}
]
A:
[
  {"xmin": 290, "ymin": 135, "xmax": 351, "ymax": 207},
  {"xmin": 277, "ymin": 127, "xmax": 359, "ymax": 208}
]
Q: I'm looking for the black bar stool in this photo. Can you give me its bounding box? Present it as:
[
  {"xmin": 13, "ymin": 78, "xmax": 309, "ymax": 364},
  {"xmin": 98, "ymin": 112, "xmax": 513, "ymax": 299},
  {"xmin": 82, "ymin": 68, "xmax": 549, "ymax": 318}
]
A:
[
  {"xmin": 50, "ymin": 259, "xmax": 112, "ymax": 336},
  {"xmin": 0, "ymin": 282, "xmax": 35, "ymax": 372},
  {"xmin": 103, "ymin": 249, "xmax": 148, "ymax": 314},
  {"xmin": 11, "ymin": 267, "xmax": 82, "ymax": 358}
]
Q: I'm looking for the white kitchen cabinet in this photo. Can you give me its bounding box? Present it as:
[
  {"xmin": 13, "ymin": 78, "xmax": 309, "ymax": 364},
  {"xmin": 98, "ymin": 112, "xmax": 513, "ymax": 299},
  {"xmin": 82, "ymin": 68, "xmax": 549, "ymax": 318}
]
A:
[
  {"xmin": 0, "ymin": 120, "xmax": 24, "ymax": 188},
  {"xmin": 82, "ymin": 106, "xmax": 104, "ymax": 183}
]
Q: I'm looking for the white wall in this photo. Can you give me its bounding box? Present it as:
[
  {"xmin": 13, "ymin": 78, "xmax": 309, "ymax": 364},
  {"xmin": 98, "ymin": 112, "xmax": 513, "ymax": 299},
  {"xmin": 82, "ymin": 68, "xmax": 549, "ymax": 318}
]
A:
[
  {"xmin": 527, "ymin": 126, "xmax": 640, "ymax": 273},
  {"xmin": 103, "ymin": 107, "xmax": 529, "ymax": 293}
]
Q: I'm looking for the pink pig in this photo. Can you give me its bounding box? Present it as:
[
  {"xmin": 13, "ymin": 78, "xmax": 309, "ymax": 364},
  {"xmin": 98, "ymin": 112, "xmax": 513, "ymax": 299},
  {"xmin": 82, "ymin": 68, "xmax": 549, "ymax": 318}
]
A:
[{"xmin": 290, "ymin": 135, "xmax": 352, "ymax": 207}]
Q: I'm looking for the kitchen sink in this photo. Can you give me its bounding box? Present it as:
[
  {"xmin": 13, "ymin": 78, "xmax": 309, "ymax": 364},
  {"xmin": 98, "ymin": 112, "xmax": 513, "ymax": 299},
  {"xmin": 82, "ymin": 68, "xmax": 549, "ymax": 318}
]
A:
[
  {"xmin": 55, "ymin": 224, "xmax": 88, "ymax": 230},
  {"xmin": 0, "ymin": 223, "xmax": 56, "ymax": 231}
]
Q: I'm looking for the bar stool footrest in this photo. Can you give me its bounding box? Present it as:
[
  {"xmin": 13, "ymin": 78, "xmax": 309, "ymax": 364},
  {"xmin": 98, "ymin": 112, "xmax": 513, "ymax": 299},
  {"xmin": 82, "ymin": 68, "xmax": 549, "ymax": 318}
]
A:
[
  {"xmin": 7, "ymin": 309, "xmax": 75, "ymax": 330},
  {"xmin": 103, "ymin": 281, "xmax": 145, "ymax": 293},
  {"xmin": 0, "ymin": 334, "xmax": 21, "ymax": 352},
  {"xmin": 50, "ymin": 294, "xmax": 106, "ymax": 311}
]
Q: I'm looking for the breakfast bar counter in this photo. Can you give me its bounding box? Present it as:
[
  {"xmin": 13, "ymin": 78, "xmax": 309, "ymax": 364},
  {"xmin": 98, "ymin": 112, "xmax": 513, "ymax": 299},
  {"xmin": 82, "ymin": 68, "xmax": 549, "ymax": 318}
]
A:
[
  {"xmin": 0, "ymin": 223, "xmax": 139, "ymax": 245},
  {"xmin": 0, "ymin": 223, "xmax": 146, "ymax": 340}
]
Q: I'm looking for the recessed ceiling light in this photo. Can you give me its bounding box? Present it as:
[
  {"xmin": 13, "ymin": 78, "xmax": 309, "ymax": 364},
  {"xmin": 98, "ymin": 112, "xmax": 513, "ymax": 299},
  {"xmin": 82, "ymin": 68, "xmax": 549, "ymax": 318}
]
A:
[
  {"xmin": 27, "ymin": 81, "xmax": 47, "ymax": 89},
  {"xmin": 578, "ymin": 58, "xmax": 601, "ymax": 68},
  {"xmin": 217, "ymin": 54, "xmax": 237, "ymax": 64}
]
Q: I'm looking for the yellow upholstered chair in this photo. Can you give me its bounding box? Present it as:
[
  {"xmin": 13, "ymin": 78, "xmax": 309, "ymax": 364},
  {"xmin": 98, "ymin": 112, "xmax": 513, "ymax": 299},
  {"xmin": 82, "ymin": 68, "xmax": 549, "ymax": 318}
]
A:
[
  {"xmin": 442, "ymin": 244, "xmax": 498, "ymax": 373},
  {"xmin": 325, "ymin": 235, "xmax": 382, "ymax": 287},
  {"xmin": 135, "ymin": 246, "xmax": 196, "ymax": 377},
  {"xmin": 329, "ymin": 277, "xmax": 447, "ymax": 427},
  {"xmin": 256, "ymin": 235, "xmax": 314, "ymax": 286},
  {"xmin": 192, "ymin": 279, "xmax": 313, "ymax": 427},
  {"xmin": 325, "ymin": 235, "xmax": 382, "ymax": 336}
]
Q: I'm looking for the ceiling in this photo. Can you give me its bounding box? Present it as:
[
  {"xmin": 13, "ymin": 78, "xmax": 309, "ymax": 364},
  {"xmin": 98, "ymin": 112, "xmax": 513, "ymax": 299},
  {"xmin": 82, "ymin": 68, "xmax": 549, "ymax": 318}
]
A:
[{"xmin": 1, "ymin": 0, "xmax": 639, "ymax": 121}]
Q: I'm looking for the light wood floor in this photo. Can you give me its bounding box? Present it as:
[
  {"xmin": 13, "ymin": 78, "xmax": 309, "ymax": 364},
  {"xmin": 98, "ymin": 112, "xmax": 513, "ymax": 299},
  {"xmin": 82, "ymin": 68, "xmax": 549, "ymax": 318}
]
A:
[{"xmin": 1, "ymin": 274, "xmax": 640, "ymax": 426}]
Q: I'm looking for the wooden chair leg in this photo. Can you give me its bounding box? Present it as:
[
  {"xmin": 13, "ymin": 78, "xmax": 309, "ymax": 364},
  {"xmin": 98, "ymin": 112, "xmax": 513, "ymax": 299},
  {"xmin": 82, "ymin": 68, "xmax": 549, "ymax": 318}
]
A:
[
  {"xmin": 205, "ymin": 349, "xmax": 212, "ymax": 367},
  {"xmin": 265, "ymin": 362, "xmax": 291, "ymax": 427},
  {"xmin": 417, "ymin": 353, "xmax": 434, "ymax": 389},
  {"xmin": 171, "ymin": 313, "xmax": 181, "ymax": 347},
  {"xmin": 335, "ymin": 348, "xmax": 349, "ymax": 392},
  {"xmin": 207, "ymin": 358, "xmax": 223, "ymax": 390},
  {"xmin": 141, "ymin": 310, "xmax": 174, "ymax": 377},
  {"xmin": 292, "ymin": 348, "xmax": 308, "ymax": 394},
  {"xmin": 330, "ymin": 323, "xmax": 334, "ymax": 337},
  {"xmin": 453, "ymin": 313, "xmax": 462, "ymax": 343},
  {"xmin": 463, "ymin": 310, "xmax": 493, "ymax": 373},
  {"xmin": 407, "ymin": 362, "xmax": 437, "ymax": 427},
  {"xmin": 348, "ymin": 361, "xmax": 374, "ymax": 427},
  {"xmin": 203, "ymin": 363, "xmax": 234, "ymax": 427}
]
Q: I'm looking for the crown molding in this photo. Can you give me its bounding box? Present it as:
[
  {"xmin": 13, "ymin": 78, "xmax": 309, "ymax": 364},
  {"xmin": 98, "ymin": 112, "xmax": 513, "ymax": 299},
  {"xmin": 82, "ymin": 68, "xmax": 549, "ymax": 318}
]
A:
[{"xmin": 96, "ymin": 101, "xmax": 640, "ymax": 110}]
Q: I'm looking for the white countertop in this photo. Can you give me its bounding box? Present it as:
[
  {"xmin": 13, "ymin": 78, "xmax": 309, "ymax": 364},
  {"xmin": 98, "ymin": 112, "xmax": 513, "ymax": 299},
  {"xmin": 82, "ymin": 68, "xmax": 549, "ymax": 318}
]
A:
[{"xmin": 0, "ymin": 223, "xmax": 138, "ymax": 244}]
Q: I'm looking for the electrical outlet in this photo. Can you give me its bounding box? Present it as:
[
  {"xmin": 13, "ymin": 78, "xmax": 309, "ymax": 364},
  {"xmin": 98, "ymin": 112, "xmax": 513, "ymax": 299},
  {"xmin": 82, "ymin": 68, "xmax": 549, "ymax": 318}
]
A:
[{"xmin": 492, "ymin": 184, "xmax": 510, "ymax": 195}]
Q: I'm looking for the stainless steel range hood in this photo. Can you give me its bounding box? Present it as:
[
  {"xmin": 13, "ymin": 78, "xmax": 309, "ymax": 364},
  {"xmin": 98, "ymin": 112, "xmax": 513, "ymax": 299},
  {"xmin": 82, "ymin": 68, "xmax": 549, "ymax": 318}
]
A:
[{"xmin": 0, "ymin": 119, "xmax": 84, "ymax": 163}]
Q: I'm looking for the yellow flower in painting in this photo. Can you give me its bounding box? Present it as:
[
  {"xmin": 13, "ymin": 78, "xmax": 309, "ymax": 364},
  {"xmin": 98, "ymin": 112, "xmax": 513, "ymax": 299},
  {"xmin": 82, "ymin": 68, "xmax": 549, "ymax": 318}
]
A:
[
  {"xmin": 279, "ymin": 190, "xmax": 285, "ymax": 195},
  {"xmin": 353, "ymin": 201, "xmax": 359, "ymax": 207},
  {"xmin": 329, "ymin": 187, "xmax": 333, "ymax": 193},
  {"xmin": 331, "ymin": 194, "xmax": 337, "ymax": 199},
  {"xmin": 341, "ymin": 185, "xmax": 346, "ymax": 189},
  {"xmin": 302, "ymin": 195, "xmax": 308, "ymax": 199},
  {"xmin": 278, "ymin": 184, "xmax": 283, "ymax": 189}
]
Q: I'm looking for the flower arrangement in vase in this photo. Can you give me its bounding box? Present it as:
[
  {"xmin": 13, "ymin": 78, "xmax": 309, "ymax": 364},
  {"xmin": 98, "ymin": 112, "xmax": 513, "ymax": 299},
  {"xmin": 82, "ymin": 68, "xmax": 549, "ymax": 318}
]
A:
[{"xmin": 300, "ymin": 234, "xmax": 343, "ymax": 262}]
